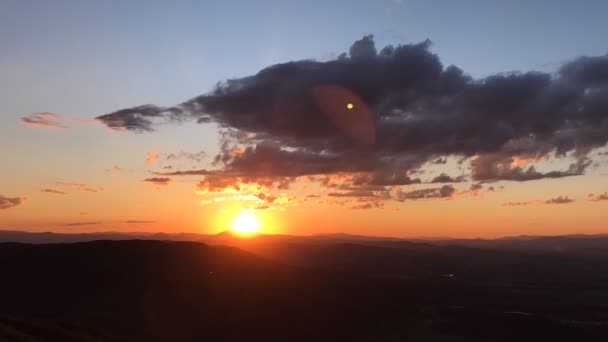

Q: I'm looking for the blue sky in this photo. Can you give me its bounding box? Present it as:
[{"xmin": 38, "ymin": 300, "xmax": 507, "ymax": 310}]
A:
[{"xmin": 2, "ymin": 0, "xmax": 607, "ymax": 120}]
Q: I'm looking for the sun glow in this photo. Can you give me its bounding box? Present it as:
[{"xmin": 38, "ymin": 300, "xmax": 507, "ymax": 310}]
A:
[{"xmin": 231, "ymin": 212, "xmax": 260, "ymax": 234}]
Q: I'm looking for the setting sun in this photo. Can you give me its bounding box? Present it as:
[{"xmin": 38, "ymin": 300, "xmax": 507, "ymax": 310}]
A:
[{"xmin": 231, "ymin": 212, "xmax": 260, "ymax": 234}]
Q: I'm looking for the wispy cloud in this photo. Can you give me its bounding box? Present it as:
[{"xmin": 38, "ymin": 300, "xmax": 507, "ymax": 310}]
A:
[
  {"xmin": 146, "ymin": 149, "xmax": 159, "ymax": 165},
  {"xmin": 64, "ymin": 221, "xmax": 102, "ymax": 227},
  {"xmin": 21, "ymin": 112, "xmax": 100, "ymax": 129},
  {"xmin": 503, "ymin": 195, "xmax": 575, "ymax": 207},
  {"xmin": 545, "ymin": 196, "xmax": 575, "ymax": 204},
  {"xmin": 55, "ymin": 182, "xmax": 103, "ymax": 193},
  {"xmin": 164, "ymin": 150, "xmax": 207, "ymax": 163},
  {"xmin": 0, "ymin": 195, "xmax": 27, "ymax": 210},
  {"xmin": 143, "ymin": 177, "xmax": 173, "ymax": 186},
  {"xmin": 588, "ymin": 192, "xmax": 608, "ymax": 202},
  {"xmin": 124, "ymin": 220, "xmax": 155, "ymax": 224},
  {"xmin": 41, "ymin": 189, "xmax": 68, "ymax": 195},
  {"xmin": 396, "ymin": 185, "xmax": 456, "ymax": 201},
  {"xmin": 21, "ymin": 113, "xmax": 69, "ymax": 129}
]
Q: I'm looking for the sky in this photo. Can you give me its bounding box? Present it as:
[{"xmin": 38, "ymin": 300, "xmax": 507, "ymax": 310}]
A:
[{"xmin": 1, "ymin": 0, "xmax": 608, "ymax": 238}]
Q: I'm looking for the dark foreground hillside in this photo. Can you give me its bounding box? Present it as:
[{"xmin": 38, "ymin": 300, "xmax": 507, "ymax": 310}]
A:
[{"xmin": 1, "ymin": 240, "xmax": 608, "ymax": 341}]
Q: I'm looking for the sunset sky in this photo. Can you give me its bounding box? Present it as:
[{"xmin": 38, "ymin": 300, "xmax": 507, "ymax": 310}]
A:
[{"xmin": 2, "ymin": 0, "xmax": 608, "ymax": 238}]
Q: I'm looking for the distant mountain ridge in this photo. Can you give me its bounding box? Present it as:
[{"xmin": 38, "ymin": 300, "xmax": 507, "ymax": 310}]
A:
[{"xmin": 3, "ymin": 230, "xmax": 608, "ymax": 256}]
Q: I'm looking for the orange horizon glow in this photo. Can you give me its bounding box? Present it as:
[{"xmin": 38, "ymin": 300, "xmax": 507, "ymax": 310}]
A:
[{"xmin": 231, "ymin": 212, "xmax": 260, "ymax": 235}]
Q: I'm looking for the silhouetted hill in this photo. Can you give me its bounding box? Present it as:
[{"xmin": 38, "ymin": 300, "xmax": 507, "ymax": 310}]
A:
[
  {"xmin": 2, "ymin": 239, "xmax": 608, "ymax": 341},
  {"xmin": 6, "ymin": 230, "xmax": 608, "ymax": 258}
]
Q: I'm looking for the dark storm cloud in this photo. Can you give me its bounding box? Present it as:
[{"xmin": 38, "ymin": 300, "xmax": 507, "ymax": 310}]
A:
[
  {"xmin": 545, "ymin": 196, "xmax": 575, "ymax": 204},
  {"xmin": 559, "ymin": 54, "xmax": 608, "ymax": 87},
  {"xmin": 97, "ymin": 36, "xmax": 608, "ymax": 197},
  {"xmin": 0, "ymin": 195, "xmax": 26, "ymax": 210}
]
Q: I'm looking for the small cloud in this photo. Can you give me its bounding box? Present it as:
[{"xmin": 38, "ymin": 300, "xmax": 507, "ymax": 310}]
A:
[
  {"xmin": 469, "ymin": 183, "xmax": 483, "ymax": 191},
  {"xmin": 143, "ymin": 177, "xmax": 173, "ymax": 186},
  {"xmin": 396, "ymin": 185, "xmax": 456, "ymax": 201},
  {"xmin": 64, "ymin": 221, "xmax": 102, "ymax": 226},
  {"xmin": 164, "ymin": 150, "xmax": 207, "ymax": 163},
  {"xmin": 588, "ymin": 192, "xmax": 608, "ymax": 202},
  {"xmin": 351, "ymin": 202, "xmax": 383, "ymax": 210},
  {"xmin": 155, "ymin": 168, "xmax": 211, "ymax": 176},
  {"xmin": 21, "ymin": 113, "xmax": 69, "ymax": 129},
  {"xmin": 55, "ymin": 182, "xmax": 103, "ymax": 193},
  {"xmin": 430, "ymin": 173, "xmax": 464, "ymax": 183},
  {"xmin": 502, "ymin": 201, "xmax": 532, "ymax": 207},
  {"xmin": 21, "ymin": 113, "xmax": 101, "ymax": 129},
  {"xmin": 146, "ymin": 149, "xmax": 159, "ymax": 165},
  {"xmin": 41, "ymin": 189, "xmax": 68, "ymax": 195},
  {"xmin": 105, "ymin": 165, "xmax": 124, "ymax": 172},
  {"xmin": 124, "ymin": 220, "xmax": 155, "ymax": 224},
  {"xmin": 0, "ymin": 195, "xmax": 27, "ymax": 210},
  {"xmin": 545, "ymin": 196, "xmax": 575, "ymax": 204},
  {"xmin": 503, "ymin": 195, "xmax": 574, "ymax": 207}
]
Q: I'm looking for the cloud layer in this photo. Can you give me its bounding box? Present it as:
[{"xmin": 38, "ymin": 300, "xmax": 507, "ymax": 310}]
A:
[{"xmin": 95, "ymin": 35, "xmax": 608, "ymax": 207}]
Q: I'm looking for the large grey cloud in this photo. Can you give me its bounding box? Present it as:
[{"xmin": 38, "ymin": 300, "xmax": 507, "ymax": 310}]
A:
[{"xmin": 96, "ymin": 35, "xmax": 608, "ymax": 201}]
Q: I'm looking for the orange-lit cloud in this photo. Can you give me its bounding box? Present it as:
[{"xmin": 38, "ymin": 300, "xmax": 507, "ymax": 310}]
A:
[
  {"xmin": 587, "ymin": 192, "xmax": 608, "ymax": 202},
  {"xmin": 21, "ymin": 113, "xmax": 69, "ymax": 129},
  {"xmin": 41, "ymin": 189, "xmax": 68, "ymax": 195},
  {"xmin": 0, "ymin": 195, "xmax": 27, "ymax": 210},
  {"xmin": 21, "ymin": 113, "xmax": 101, "ymax": 129},
  {"xmin": 64, "ymin": 221, "xmax": 102, "ymax": 227},
  {"xmin": 503, "ymin": 195, "xmax": 575, "ymax": 207},
  {"xmin": 145, "ymin": 149, "xmax": 159, "ymax": 165},
  {"xmin": 545, "ymin": 196, "xmax": 575, "ymax": 204}
]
